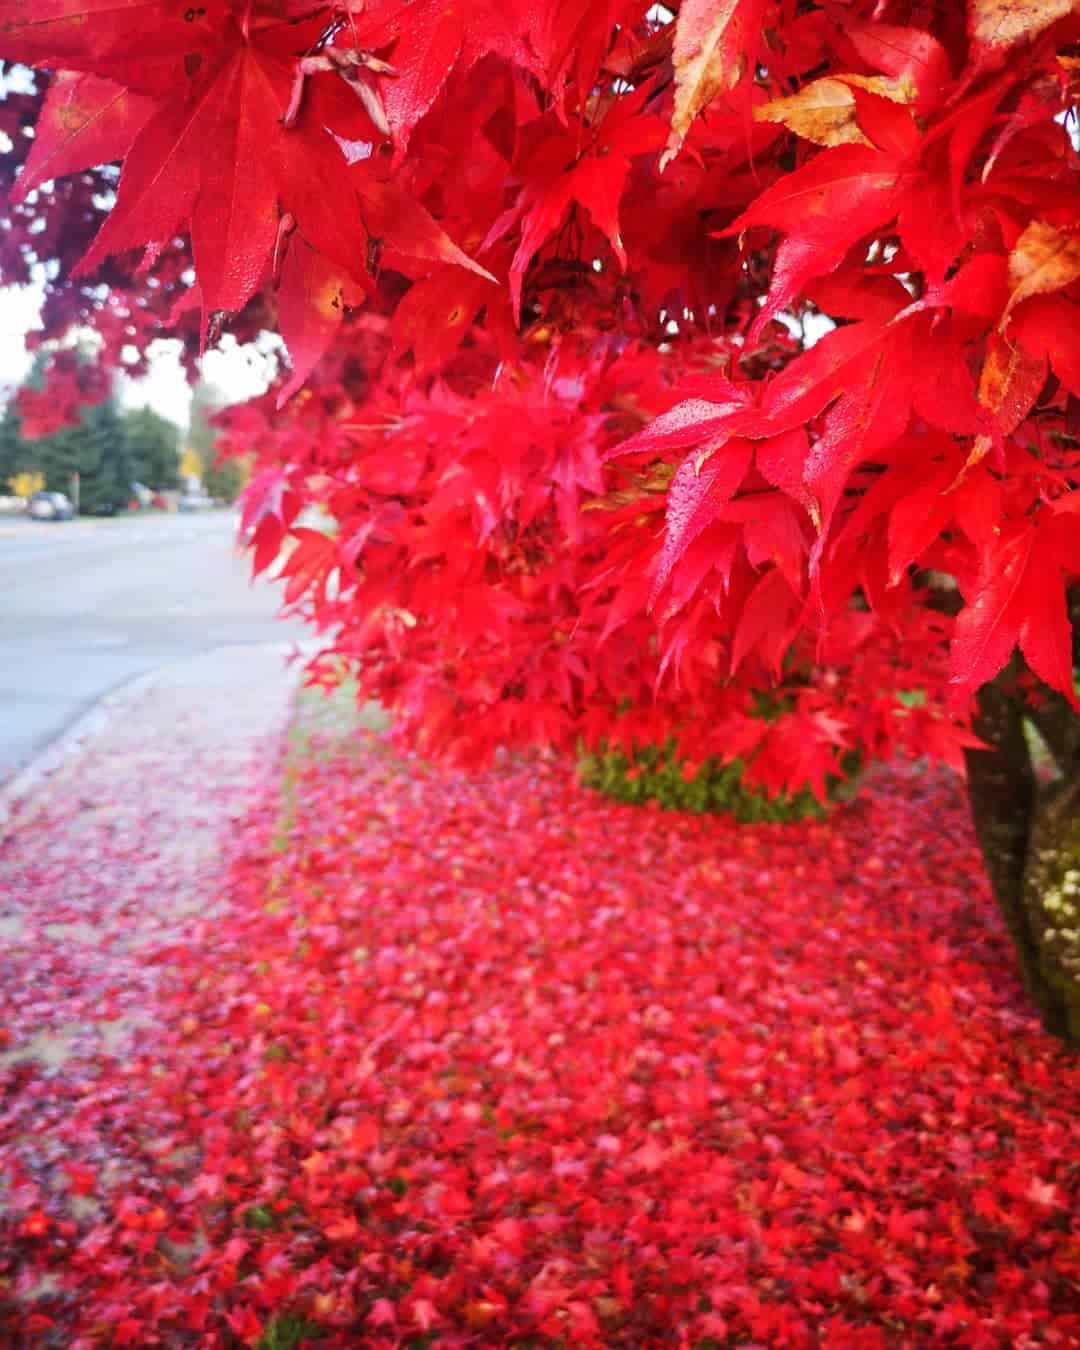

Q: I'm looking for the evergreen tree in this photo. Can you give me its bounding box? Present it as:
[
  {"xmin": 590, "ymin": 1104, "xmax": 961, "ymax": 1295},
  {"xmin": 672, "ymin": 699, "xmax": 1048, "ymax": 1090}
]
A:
[
  {"xmin": 18, "ymin": 397, "xmax": 132, "ymax": 514},
  {"xmin": 74, "ymin": 399, "xmax": 133, "ymax": 514},
  {"xmin": 5, "ymin": 352, "xmax": 132, "ymax": 511},
  {"xmin": 0, "ymin": 402, "xmax": 27, "ymax": 491},
  {"xmin": 124, "ymin": 405, "xmax": 180, "ymax": 490},
  {"xmin": 37, "ymin": 421, "xmax": 81, "ymax": 499}
]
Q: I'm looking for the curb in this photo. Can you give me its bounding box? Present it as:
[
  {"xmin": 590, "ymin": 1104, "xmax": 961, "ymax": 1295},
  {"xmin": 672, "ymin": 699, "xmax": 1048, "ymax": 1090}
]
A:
[
  {"xmin": 0, "ymin": 640, "xmax": 319, "ymax": 843},
  {"xmin": 0, "ymin": 667, "xmax": 164, "ymax": 841}
]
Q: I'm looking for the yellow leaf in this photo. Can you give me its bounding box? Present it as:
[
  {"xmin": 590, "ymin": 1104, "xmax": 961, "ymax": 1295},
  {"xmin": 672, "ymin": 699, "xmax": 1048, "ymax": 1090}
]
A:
[
  {"xmin": 8, "ymin": 470, "xmax": 44, "ymax": 499},
  {"xmin": 971, "ymin": 0, "xmax": 1077, "ymax": 49},
  {"xmin": 179, "ymin": 447, "xmax": 204, "ymax": 479},
  {"xmin": 1004, "ymin": 219, "xmax": 1080, "ymax": 320},
  {"xmin": 661, "ymin": 0, "xmax": 746, "ymax": 172},
  {"xmin": 753, "ymin": 74, "xmax": 912, "ymax": 148}
]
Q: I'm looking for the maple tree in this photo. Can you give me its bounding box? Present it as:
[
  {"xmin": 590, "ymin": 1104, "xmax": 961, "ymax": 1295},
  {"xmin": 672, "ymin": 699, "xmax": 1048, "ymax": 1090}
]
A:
[{"xmin": 4, "ymin": 0, "xmax": 1080, "ymax": 1041}]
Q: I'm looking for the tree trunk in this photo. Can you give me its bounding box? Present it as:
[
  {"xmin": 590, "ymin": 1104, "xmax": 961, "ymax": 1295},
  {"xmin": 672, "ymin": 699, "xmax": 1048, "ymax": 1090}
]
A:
[
  {"xmin": 1022, "ymin": 778, "xmax": 1080, "ymax": 1044},
  {"xmin": 964, "ymin": 683, "xmax": 1080, "ymax": 1047}
]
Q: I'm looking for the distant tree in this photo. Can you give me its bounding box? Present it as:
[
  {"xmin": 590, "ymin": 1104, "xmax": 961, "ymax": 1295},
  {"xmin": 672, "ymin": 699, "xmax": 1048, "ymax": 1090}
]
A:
[
  {"xmin": 13, "ymin": 395, "xmax": 133, "ymax": 514},
  {"xmin": 75, "ymin": 399, "xmax": 133, "ymax": 514},
  {"xmin": 3, "ymin": 351, "xmax": 131, "ymax": 511},
  {"xmin": 187, "ymin": 379, "xmax": 222, "ymax": 466},
  {"xmin": 8, "ymin": 470, "xmax": 44, "ymax": 500},
  {"xmin": 189, "ymin": 379, "xmax": 247, "ymax": 502},
  {"xmin": 202, "ymin": 454, "xmax": 245, "ymax": 504},
  {"xmin": 0, "ymin": 402, "xmax": 27, "ymax": 490},
  {"xmin": 35, "ymin": 419, "xmax": 81, "ymax": 498},
  {"xmin": 124, "ymin": 405, "xmax": 179, "ymax": 491}
]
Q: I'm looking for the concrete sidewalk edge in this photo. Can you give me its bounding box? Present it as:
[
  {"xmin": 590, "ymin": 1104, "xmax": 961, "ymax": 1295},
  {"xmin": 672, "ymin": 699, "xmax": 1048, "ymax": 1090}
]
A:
[{"xmin": 0, "ymin": 641, "xmax": 318, "ymax": 842}]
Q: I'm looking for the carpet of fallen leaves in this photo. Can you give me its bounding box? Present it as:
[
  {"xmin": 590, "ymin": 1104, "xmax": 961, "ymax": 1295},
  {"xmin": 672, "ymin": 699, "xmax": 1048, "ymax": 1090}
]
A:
[{"xmin": 2, "ymin": 728, "xmax": 1079, "ymax": 1349}]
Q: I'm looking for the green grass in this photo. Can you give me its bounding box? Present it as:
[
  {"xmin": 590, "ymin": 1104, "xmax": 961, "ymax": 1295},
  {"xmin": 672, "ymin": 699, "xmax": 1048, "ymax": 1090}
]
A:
[
  {"xmin": 579, "ymin": 738, "xmax": 861, "ymax": 822},
  {"xmin": 256, "ymin": 1313, "xmax": 321, "ymax": 1349}
]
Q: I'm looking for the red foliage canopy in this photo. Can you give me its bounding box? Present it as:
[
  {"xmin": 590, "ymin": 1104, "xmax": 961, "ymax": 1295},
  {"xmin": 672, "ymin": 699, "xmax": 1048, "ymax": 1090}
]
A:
[{"xmin": 4, "ymin": 0, "xmax": 1080, "ymax": 791}]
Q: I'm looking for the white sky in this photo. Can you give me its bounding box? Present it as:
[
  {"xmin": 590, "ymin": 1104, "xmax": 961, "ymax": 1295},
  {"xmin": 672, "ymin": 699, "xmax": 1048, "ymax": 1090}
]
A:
[
  {"xmin": 0, "ymin": 280, "xmax": 276, "ymax": 432},
  {"xmin": 0, "ymin": 282, "xmax": 46, "ymax": 390}
]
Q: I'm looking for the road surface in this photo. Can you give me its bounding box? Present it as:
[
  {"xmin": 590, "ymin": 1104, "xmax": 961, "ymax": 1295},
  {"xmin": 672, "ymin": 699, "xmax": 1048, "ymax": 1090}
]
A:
[{"xmin": 0, "ymin": 511, "xmax": 309, "ymax": 780}]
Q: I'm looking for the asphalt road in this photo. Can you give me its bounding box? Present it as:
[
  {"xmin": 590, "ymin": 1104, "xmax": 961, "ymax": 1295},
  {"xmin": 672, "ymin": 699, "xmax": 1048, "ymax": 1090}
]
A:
[{"xmin": 0, "ymin": 510, "xmax": 309, "ymax": 780}]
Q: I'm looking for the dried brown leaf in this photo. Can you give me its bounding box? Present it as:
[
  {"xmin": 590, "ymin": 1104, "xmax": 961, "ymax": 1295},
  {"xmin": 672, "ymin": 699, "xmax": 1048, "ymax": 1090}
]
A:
[
  {"xmin": 753, "ymin": 74, "xmax": 911, "ymax": 148},
  {"xmin": 1004, "ymin": 219, "xmax": 1080, "ymax": 320},
  {"xmin": 971, "ymin": 0, "xmax": 1077, "ymax": 49},
  {"xmin": 661, "ymin": 0, "xmax": 757, "ymax": 171}
]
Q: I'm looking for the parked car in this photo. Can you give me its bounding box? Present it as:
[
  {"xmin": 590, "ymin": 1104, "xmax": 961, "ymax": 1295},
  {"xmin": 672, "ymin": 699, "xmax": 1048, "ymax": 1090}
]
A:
[
  {"xmin": 28, "ymin": 491, "xmax": 74, "ymax": 521},
  {"xmin": 178, "ymin": 493, "xmax": 215, "ymax": 512}
]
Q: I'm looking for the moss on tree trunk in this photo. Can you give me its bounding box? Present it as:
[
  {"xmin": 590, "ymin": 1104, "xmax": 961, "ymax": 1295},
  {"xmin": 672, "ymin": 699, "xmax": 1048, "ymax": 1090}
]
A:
[
  {"xmin": 1022, "ymin": 780, "xmax": 1080, "ymax": 1044},
  {"xmin": 965, "ymin": 683, "xmax": 1080, "ymax": 1047}
]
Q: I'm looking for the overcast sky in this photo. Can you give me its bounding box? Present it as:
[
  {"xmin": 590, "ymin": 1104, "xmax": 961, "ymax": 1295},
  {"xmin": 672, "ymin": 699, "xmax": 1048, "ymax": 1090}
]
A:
[{"xmin": 0, "ymin": 280, "xmax": 276, "ymax": 430}]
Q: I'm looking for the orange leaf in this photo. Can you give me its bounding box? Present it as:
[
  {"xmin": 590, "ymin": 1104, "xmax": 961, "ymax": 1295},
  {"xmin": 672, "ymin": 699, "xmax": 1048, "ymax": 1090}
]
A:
[
  {"xmin": 753, "ymin": 74, "xmax": 913, "ymax": 149},
  {"xmin": 970, "ymin": 0, "xmax": 1077, "ymax": 49},
  {"xmin": 661, "ymin": 0, "xmax": 765, "ymax": 171},
  {"xmin": 1004, "ymin": 220, "xmax": 1080, "ymax": 322}
]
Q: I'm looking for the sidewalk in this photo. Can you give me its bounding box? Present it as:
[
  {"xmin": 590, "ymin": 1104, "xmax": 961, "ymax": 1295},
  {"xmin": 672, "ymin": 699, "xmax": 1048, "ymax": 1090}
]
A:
[{"xmin": 0, "ymin": 643, "xmax": 301, "ymax": 1073}]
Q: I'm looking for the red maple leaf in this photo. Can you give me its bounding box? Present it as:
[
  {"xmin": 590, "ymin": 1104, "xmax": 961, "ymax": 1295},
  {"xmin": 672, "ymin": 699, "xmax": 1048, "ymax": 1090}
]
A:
[{"xmin": 950, "ymin": 513, "xmax": 1079, "ymax": 707}]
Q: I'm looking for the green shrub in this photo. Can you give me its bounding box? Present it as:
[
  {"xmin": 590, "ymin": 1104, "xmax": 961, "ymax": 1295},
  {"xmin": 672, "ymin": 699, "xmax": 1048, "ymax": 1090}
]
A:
[
  {"xmin": 256, "ymin": 1313, "xmax": 321, "ymax": 1349},
  {"xmin": 578, "ymin": 739, "xmax": 860, "ymax": 823}
]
